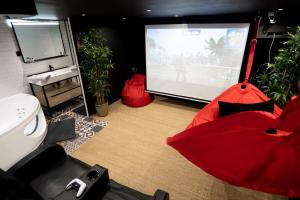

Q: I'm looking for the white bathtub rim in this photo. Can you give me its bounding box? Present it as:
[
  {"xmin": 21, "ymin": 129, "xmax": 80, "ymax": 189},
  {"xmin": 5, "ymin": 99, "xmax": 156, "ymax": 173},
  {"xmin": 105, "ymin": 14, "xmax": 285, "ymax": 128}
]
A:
[{"xmin": 0, "ymin": 93, "xmax": 40, "ymax": 137}]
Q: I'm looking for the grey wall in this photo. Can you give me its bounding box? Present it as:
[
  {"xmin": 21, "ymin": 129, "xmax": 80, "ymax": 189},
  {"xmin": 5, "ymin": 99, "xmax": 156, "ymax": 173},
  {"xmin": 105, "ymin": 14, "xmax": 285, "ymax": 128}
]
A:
[{"xmin": 0, "ymin": 18, "xmax": 25, "ymax": 98}]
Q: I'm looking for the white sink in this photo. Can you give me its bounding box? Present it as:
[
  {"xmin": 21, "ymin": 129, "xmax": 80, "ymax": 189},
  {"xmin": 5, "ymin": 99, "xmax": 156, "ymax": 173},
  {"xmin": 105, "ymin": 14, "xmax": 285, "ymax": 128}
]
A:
[{"xmin": 27, "ymin": 66, "xmax": 78, "ymax": 86}]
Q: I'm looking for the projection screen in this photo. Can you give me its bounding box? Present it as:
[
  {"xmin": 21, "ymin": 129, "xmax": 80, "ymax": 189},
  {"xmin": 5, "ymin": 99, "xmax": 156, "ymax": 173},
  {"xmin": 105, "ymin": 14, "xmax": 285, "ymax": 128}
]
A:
[{"xmin": 145, "ymin": 23, "xmax": 250, "ymax": 101}]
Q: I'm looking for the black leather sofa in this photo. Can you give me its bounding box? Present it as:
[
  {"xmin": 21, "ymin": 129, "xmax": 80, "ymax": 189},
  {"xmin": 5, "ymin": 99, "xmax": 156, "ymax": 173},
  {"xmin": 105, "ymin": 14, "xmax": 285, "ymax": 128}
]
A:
[{"xmin": 0, "ymin": 144, "xmax": 169, "ymax": 200}]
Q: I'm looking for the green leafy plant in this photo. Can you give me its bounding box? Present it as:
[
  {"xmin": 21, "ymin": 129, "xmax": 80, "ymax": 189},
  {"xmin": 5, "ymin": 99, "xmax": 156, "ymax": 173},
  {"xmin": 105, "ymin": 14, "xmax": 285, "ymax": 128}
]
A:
[
  {"xmin": 258, "ymin": 26, "xmax": 300, "ymax": 108},
  {"xmin": 78, "ymin": 28, "xmax": 114, "ymax": 105}
]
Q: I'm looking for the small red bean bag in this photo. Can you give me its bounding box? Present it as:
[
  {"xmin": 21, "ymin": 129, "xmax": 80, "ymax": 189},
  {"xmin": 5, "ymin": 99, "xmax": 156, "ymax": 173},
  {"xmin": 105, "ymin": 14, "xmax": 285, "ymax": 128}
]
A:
[
  {"xmin": 186, "ymin": 82, "xmax": 282, "ymax": 129},
  {"xmin": 121, "ymin": 74, "xmax": 153, "ymax": 107}
]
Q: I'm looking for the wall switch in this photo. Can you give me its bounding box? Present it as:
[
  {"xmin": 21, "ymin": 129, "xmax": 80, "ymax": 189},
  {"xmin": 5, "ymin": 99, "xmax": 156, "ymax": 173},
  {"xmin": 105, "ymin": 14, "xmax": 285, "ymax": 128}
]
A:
[{"xmin": 16, "ymin": 51, "xmax": 22, "ymax": 56}]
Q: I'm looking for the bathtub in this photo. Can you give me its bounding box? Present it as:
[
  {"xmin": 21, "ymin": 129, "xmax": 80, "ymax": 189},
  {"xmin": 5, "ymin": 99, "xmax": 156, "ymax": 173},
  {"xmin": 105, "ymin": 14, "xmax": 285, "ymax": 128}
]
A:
[{"xmin": 0, "ymin": 93, "xmax": 47, "ymax": 171}]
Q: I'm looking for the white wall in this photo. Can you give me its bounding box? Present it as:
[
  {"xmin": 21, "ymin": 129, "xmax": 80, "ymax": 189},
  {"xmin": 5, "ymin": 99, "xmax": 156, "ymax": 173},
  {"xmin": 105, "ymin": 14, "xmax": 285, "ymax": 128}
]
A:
[
  {"xmin": 0, "ymin": 18, "xmax": 25, "ymax": 99},
  {"xmin": 0, "ymin": 19, "xmax": 74, "ymax": 99}
]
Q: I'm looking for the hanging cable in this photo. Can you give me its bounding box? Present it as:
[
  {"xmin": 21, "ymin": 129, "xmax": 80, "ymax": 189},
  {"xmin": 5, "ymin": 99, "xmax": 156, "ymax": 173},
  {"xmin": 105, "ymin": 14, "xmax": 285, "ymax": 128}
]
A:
[
  {"xmin": 268, "ymin": 33, "xmax": 276, "ymax": 64},
  {"xmin": 250, "ymin": 33, "xmax": 276, "ymax": 83}
]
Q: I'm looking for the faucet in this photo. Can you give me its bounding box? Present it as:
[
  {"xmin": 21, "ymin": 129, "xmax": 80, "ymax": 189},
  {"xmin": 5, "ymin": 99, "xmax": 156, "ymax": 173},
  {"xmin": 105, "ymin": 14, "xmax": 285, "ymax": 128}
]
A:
[{"xmin": 49, "ymin": 65, "xmax": 55, "ymax": 71}]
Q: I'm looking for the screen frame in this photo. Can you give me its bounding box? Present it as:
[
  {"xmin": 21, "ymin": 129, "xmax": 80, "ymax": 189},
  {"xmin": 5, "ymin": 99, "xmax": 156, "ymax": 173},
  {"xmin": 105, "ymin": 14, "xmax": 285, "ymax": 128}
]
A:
[{"xmin": 144, "ymin": 23, "xmax": 251, "ymax": 102}]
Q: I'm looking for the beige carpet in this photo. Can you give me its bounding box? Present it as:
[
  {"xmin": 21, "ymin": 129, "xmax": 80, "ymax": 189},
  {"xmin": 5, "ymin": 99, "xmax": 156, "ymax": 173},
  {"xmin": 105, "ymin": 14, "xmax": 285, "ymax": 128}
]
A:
[{"xmin": 71, "ymin": 97, "xmax": 287, "ymax": 200}]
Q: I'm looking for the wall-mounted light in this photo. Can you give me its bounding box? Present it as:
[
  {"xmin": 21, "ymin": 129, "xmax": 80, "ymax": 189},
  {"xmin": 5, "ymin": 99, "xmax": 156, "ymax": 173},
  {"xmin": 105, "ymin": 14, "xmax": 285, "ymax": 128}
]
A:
[
  {"xmin": 10, "ymin": 21, "xmax": 59, "ymax": 26},
  {"xmin": 146, "ymin": 9, "xmax": 152, "ymax": 12},
  {"xmin": 6, "ymin": 19, "xmax": 26, "ymax": 23},
  {"xmin": 7, "ymin": 19, "xmax": 59, "ymax": 26},
  {"xmin": 81, "ymin": 13, "xmax": 86, "ymax": 17},
  {"xmin": 278, "ymin": 8, "xmax": 284, "ymax": 11},
  {"xmin": 122, "ymin": 17, "xmax": 127, "ymax": 20}
]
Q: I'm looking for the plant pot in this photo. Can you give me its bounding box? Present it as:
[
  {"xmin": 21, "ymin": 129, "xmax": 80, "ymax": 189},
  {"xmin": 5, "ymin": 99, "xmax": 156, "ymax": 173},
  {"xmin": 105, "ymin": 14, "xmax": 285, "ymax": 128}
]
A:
[{"xmin": 95, "ymin": 102, "xmax": 108, "ymax": 117}]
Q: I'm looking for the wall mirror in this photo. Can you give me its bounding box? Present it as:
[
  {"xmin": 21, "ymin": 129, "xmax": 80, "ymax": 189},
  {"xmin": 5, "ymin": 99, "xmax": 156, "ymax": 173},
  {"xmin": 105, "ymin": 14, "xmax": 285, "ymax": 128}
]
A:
[{"xmin": 12, "ymin": 21, "xmax": 66, "ymax": 63}]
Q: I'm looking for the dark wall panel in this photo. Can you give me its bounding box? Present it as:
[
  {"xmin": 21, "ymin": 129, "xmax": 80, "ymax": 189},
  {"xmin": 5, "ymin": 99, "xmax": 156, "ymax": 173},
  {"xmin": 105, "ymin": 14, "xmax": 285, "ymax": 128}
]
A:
[{"xmin": 70, "ymin": 17, "xmax": 145, "ymax": 114}]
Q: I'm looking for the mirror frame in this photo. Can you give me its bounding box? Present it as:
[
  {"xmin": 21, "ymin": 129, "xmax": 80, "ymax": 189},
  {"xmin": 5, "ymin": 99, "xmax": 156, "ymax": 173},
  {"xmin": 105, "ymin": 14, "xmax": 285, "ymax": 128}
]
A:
[{"xmin": 11, "ymin": 20, "xmax": 67, "ymax": 63}]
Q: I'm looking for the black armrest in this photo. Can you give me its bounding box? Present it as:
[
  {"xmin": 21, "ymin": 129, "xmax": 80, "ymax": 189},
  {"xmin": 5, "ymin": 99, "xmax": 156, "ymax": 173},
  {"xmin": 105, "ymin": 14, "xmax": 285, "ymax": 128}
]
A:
[
  {"xmin": 7, "ymin": 144, "xmax": 66, "ymax": 182},
  {"xmin": 153, "ymin": 190, "xmax": 169, "ymax": 200},
  {"xmin": 54, "ymin": 165, "xmax": 109, "ymax": 200},
  {"xmin": 102, "ymin": 180, "xmax": 169, "ymax": 200},
  {"xmin": 0, "ymin": 169, "xmax": 33, "ymax": 198}
]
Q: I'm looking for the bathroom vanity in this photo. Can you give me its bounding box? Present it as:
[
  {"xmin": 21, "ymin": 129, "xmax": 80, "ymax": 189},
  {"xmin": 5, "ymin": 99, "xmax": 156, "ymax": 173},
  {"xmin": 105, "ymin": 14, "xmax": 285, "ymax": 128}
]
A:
[{"xmin": 27, "ymin": 66, "xmax": 82, "ymax": 113}]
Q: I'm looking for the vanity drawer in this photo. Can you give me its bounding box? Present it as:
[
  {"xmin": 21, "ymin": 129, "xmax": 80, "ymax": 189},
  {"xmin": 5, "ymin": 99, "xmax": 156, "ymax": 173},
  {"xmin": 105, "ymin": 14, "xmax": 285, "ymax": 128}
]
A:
[
  {"xmin": 34, "ymin": 81, "xmax": 82, "ymax": 108},
  {"xmin": 48, "ymin": 86, "xmax": 82, "ymax": 107}
]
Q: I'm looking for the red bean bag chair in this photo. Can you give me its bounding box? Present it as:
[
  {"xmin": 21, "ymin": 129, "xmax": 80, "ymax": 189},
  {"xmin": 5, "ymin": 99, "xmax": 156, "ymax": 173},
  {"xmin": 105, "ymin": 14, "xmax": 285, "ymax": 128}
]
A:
[
  {"xmin": 122, "ymin": 74, "xmax": 153, "ymax": 107},
  {"xmin": 167, "ymin": 95, "xmax": 300, "ymax": 198}
]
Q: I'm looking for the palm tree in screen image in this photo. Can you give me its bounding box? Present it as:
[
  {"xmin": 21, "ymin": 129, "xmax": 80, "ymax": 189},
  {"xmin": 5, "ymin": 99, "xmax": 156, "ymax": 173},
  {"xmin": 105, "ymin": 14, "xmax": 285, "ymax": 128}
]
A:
[{"xmin": 205, "ymin": 37, "xmax": 225, "ymax": 65}]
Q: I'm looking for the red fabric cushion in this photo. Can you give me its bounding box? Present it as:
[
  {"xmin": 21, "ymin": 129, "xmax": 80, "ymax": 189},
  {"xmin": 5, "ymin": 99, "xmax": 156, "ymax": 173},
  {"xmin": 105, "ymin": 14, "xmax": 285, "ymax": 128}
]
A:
[
  {"xmin": 167, "ymin": 95, "xmax": 300, "ymax": 197},
  {"xmin": 121, "ymin": 74, "xmax": 153, "ymax": 107},
  {"xmin": 131, "ymin": 74, "xmax": 145, "ymax": 83},
  {"xmin": 277, "ymin": 95, "xmax": 300, "ymax": 132},
  {"xmin": 167, "ymin": 110, "xmax": 300, "ymax": 197}
]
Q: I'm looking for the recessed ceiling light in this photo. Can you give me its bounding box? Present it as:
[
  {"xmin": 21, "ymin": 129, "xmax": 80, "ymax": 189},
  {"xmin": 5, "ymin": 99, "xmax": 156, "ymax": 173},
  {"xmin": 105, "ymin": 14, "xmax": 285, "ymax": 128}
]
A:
[
  {"xmin": 81, "ymin": 13, "xmax": 86, "ymax": 17},
  {"xmin": 146, "ymin": 9, "xmax": 152, "ymax": 12},
  {"xmin": 278, "ymin": 8, "xmax": 284, "ymax": 11},
  {"xmin": 122, "ymin": 17, "xmax": 127, "ymax": 20}
]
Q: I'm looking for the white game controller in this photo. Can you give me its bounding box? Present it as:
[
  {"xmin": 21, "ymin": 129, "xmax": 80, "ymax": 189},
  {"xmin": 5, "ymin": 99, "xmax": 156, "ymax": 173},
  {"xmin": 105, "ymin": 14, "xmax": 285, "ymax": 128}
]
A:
[{"xmin": 66, "ymin": 178, "xmax": 87, "ymax": 198}]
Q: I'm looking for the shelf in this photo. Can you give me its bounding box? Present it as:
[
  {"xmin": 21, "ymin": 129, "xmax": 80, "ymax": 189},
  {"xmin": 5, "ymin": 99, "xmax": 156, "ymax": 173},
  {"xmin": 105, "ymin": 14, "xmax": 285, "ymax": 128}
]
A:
[
  {"xmin": 35, "ymin": 81, "xmax": 82, "ymax": 108},
  {"xmin": 45, "ymin": 81, "xmax": 80, "ymax": 97}
]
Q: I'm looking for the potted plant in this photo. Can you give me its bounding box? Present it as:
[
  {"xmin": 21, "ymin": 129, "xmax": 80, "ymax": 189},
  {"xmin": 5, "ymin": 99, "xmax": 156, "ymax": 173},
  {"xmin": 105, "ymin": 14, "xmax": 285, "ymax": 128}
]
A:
[
  {"xmin": 78, "ymin": 28, "xmax": 114, "ymax": 116},
  {"xmin": 258, "ymin": 26, "xmax": 300, "ymax": 108}
]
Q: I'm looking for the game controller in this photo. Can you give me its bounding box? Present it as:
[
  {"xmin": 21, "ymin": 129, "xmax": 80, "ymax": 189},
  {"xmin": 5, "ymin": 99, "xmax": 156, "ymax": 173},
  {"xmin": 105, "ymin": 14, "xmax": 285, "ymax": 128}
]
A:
[{"xmin": 66, "ymin": 178, "xmax": 87, "ymax": 198}]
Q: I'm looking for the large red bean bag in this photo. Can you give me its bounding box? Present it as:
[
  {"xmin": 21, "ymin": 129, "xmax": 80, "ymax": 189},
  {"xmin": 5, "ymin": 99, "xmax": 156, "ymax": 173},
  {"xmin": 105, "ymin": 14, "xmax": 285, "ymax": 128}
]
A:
[
  {"xmin": 121, "ymin": 74, "xmax": 153, "ymax": 107},
  {"xmin": 167, "ymin": 95, "xmax": 300, "ymax": 198}
]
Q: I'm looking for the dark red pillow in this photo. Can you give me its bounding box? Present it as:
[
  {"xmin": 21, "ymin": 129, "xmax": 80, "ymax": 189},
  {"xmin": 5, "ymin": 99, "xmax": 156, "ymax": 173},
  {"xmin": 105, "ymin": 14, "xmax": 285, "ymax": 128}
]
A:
[{"xmin": 218, "ymin": 100, "xmax": 274, "ymax": 117}]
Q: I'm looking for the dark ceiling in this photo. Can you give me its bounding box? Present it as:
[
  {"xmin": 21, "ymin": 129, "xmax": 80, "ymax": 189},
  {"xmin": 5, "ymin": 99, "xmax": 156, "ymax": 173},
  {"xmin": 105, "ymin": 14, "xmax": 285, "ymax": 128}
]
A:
[{"xmin": 32, "ymin": 0, "xmax": 300, "ymax": 19}]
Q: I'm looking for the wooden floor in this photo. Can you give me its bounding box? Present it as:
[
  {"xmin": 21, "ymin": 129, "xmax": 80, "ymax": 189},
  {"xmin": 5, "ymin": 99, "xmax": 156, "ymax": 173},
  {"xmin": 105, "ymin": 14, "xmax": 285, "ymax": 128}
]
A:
[{"xmin": 72, "ymin": 97, "xmax": 286, "ymax": 200}]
